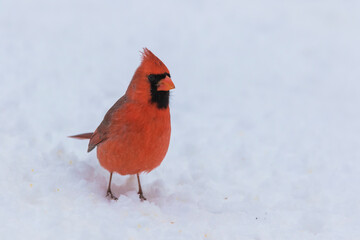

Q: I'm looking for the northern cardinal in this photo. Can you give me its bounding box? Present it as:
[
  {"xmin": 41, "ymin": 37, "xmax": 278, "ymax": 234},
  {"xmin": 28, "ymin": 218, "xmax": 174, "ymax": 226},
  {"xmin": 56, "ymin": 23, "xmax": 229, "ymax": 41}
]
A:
[{"xmin": 70, "ymin": 48, "xmax": 175, "ymax": 201}]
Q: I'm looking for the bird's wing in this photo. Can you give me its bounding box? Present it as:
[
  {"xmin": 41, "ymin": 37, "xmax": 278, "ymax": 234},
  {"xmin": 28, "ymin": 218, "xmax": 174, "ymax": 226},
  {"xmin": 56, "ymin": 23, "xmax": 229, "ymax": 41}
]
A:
[{"xmin": 87, "ymin": 96, "xmax": 128, "ymax": 152}]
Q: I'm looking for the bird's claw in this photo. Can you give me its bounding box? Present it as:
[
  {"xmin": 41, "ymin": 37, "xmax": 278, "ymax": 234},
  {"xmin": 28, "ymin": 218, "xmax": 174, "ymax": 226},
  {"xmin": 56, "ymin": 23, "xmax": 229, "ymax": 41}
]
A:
[
  {"xmin": 106, "ymin": 190, "xmax": 118, "ymax": 200},
  {"xmin": 138, "ymin": 191, "xmax": 147, "ymax": 201}
]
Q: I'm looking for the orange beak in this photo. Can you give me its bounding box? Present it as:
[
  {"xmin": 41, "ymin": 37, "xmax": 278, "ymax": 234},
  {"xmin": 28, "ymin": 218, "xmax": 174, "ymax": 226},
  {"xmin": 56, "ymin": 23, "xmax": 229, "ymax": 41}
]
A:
[{"xmin": 157, "ymin": 76, "xmax": 175, "ymax": 91}]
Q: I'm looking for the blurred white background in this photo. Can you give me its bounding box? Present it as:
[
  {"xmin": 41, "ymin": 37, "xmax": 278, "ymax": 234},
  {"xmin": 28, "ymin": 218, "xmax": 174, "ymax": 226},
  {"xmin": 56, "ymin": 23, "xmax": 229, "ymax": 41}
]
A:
[{"xmin": 1, "ymin": 0, "xmax": 360, "ymax": 239}]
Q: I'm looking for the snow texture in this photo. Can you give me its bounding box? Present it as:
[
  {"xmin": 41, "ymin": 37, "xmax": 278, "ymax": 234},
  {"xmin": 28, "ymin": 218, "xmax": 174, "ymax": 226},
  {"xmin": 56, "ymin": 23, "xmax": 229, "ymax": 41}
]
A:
[{"xmin": 1, "ymin": 0, "xmax": 360, "ymax": 239}]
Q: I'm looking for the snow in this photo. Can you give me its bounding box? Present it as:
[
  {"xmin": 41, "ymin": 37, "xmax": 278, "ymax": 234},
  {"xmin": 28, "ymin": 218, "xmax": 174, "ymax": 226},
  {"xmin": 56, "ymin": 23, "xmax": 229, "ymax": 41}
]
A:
[{"xmin": 1, "ymin": 0, "xmax": 360, "ymax": 239}]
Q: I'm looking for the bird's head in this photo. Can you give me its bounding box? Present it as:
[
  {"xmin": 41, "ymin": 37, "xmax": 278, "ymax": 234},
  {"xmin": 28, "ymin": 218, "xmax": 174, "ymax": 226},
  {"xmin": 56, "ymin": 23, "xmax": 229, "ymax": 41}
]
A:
[{"xmin": 126, "ymin": 48, "xmax": 175, "ymax": 109}]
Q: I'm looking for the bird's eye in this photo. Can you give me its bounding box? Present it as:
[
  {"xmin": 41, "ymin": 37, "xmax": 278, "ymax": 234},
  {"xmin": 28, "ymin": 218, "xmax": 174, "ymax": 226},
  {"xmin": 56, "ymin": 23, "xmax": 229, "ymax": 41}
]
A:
[{"xmin": 148, "ymin": 75, "xmax": 155, "ymax": 82}]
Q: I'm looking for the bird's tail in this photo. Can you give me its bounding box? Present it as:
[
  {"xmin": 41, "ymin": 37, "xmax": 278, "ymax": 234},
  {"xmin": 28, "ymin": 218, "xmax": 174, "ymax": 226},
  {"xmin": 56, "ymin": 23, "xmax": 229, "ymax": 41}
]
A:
[{"xmin": 69, "ymin": 132, "xmax": 93, "ymax": 139}]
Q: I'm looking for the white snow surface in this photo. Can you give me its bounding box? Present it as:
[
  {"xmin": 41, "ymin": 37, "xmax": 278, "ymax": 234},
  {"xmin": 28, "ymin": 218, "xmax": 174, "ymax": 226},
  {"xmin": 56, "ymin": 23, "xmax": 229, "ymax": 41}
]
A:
[{"xmin": 1, "ymin": 0, "xmax": 360, "ymax": 239}]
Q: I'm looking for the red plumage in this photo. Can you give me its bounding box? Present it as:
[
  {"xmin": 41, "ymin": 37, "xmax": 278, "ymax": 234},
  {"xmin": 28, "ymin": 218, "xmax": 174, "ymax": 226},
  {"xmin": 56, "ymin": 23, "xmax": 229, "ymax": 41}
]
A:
[{"xmin": 70, "ymin": 48, "xmax": 175, "ymax": 200}]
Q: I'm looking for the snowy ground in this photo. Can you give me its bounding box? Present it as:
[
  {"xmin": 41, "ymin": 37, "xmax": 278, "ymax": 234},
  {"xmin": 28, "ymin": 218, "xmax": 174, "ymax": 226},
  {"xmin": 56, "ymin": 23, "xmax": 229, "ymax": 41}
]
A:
[{"xmin": 1, "ymin": 0, "xmax": 360, "ymax": 239}]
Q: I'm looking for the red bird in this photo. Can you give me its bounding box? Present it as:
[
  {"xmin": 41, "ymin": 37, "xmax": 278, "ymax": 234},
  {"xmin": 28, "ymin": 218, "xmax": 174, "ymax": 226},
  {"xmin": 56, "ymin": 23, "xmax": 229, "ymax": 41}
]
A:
[{"xmin": 70, "ymin": 48, "xmax": 175, "ymax": 201}]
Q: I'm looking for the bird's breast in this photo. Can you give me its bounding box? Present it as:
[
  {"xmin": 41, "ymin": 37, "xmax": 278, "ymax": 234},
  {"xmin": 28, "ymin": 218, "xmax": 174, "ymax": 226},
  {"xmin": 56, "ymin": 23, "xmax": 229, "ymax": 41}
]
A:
[{"xmin": 97, "ymin": 103, "xmax": 171, "ymax": 175}]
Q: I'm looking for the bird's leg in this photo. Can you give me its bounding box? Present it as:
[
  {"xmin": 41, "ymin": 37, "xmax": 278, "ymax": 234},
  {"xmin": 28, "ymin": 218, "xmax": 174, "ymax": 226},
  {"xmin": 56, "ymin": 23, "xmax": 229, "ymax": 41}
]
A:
[
  {"xmin": 137, "ymin": 173, "xmax": 147, "ymax": 201},
  {"xmin": 106, "ymin": 172, "xmax": 118, "ymax": 200}
]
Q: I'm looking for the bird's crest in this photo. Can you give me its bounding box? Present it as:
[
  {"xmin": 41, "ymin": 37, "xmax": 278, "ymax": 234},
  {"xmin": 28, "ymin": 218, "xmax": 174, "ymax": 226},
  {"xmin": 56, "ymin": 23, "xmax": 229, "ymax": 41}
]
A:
[{"xmin": 140, "ymin": 48, "xmax": 169, "ymax": 74}]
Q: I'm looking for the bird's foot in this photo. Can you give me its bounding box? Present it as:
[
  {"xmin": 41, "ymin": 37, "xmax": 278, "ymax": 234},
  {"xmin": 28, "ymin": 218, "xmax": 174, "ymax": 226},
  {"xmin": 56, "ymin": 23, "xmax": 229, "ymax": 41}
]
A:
[
  {"xmin": 106, "ymin": 190, "xmax": 118, "ymax": 200},
  {"xmin": 138, "ymin": 191, "xmax": 147, "ymax": 201}
]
